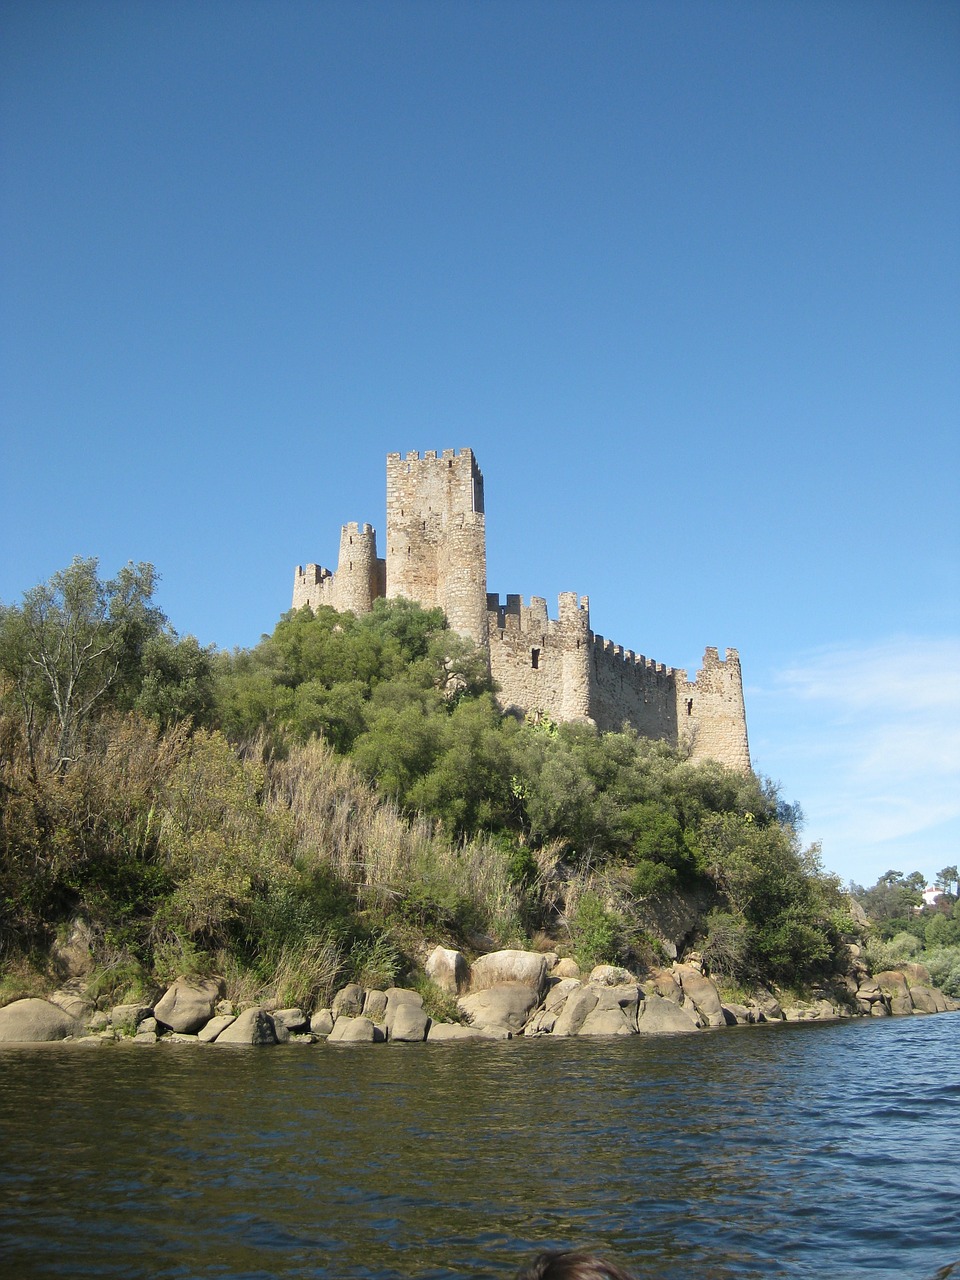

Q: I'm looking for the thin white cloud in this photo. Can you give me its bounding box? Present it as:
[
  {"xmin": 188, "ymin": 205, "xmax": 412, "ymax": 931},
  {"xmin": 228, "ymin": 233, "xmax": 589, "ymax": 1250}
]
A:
[{"xmin": 754, "ymin": 637, "xmax": 960, "ymax": 885}]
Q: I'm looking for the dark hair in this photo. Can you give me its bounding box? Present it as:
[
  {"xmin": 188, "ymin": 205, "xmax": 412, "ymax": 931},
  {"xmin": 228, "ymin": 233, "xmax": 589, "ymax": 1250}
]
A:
[{"xmin": 515, "ymin": 1251, "xmax": 637, "ymax": 1280}]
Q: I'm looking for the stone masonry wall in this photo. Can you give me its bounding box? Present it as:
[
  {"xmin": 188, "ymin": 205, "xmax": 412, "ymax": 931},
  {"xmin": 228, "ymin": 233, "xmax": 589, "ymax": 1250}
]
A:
[
  {"xmin": 385, "ymin": 449, "xmax": 487, "ymax": 645},
  {"xmin": 590, "ymin": 640, "xmax": 681, "ymax": 742},
  {"xmin": 292, "ymin": 523, "xmax": 385, "ymax": 615},
  {"xmin": 487, "ymin": 593, "xmax": 592, "ymax": 725}
]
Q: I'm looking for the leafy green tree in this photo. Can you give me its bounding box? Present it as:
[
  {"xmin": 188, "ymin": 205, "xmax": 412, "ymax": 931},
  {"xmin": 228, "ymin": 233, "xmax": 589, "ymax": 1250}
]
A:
[
  {"xmin": 135, "ymin": 632, "xmax": 215, "ymax": 728},
  {"xmin": 936, "ymin": 865, "xmax": 959, "ymax": 895},
  {"xmin": 0, "ymin": 558, "xmax": 164, "ymax": 772}
]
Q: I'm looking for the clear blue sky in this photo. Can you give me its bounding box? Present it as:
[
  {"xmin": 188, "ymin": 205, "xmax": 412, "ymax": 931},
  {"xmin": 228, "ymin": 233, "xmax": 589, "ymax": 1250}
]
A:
[{"xmin": 2, "ymin": 0, "xmax": 958, "ymax": 889}]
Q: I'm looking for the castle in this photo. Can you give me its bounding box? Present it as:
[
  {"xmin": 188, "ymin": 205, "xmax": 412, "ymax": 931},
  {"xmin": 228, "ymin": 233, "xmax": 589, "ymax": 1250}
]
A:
[{"xmin": 293, "ymin": 448, "xmax": 751, "ymax": 772}]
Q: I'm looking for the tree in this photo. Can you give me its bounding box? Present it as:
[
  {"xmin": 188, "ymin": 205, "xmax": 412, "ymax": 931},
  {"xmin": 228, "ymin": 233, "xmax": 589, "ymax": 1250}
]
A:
[
  {"xmin": 0, "ymin": 557, "xmax": 164, "ymax": 771},
  {"xmin": 936, "ymin": 866, "xmax": 959, "ymax": 895}
]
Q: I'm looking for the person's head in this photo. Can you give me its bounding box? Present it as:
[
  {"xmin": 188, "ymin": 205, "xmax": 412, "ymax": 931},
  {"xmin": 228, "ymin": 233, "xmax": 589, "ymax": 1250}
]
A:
[{"xmin": 515, "ymin": 1251, "xmax": 636, "ymax": 1280}]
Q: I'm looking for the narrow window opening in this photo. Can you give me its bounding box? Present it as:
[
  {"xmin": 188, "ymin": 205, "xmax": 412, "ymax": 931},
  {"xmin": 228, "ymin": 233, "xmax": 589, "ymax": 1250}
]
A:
[
  {"xmin": 531, "ymin": 648, "xmax": 540, "ymax": 670},
  {"xmin": 686, "ymin": 699, "xmax": 694, "ymax": 716}
]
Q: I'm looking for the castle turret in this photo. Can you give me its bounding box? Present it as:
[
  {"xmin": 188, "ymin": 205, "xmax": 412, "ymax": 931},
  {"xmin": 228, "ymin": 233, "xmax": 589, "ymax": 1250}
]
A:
[
  {"xmin": 335, "ymin": 522, "xmax": 383, "ymax": 615},
  {"xmin": 680, "ymin": 648, "xmax": 751, "ymax": 772},
  {"xmin": 559, "ymin": 593, "xmax": 592, "ymax": 721}
]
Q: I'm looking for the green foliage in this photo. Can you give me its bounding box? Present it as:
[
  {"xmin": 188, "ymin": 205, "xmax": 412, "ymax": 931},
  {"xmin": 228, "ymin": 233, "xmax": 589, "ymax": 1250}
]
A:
[
  {"xmin": 0, "ymin": 557, "xmax": 166, "ymax": 771},
  {"xmin": 701, "ymin": 908, "xmax": 751, "ymax": 979},
  {"xmin": 570, "ymin": 890, "xmax": 622, "ymax": 969},
  {"xmin": 922, "ymin": 945, "xmax": 960, "ymax": 997},
  {"xmin": 631, "ymin": 858, "xmax": 678, "ymax": 899},
  {"xmin": 411, "ymin": 974, "xmax": 465, "ymax": 1024},
  {"xmin": 1, "ymin": 560, "xmax": 860, "ymax": 1004}
]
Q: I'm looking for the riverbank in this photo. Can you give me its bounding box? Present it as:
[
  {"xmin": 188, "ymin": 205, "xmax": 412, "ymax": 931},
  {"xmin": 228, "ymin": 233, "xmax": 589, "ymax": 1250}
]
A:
[{"xmin": 1, "ymin": 946, "xmax": 956, "ymax": 1047}]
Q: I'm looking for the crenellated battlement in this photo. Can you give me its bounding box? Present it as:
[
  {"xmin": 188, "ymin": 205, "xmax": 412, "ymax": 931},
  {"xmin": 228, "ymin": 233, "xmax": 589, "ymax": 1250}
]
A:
[{"xmin": 292, "ymin": 449, "xmax": 750, "ymax": 770}]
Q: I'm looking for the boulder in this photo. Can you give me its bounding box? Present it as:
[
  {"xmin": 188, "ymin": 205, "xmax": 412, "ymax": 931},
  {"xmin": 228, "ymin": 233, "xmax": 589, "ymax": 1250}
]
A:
[
  {"xmin": 213, "ymin": 1008, "xmax": 278, "ymax": 1045},
  {"xmin": 327, "ymin": 1015, "xmax": 384, "ymax": 1043},
  {"xmin": 722, "ymin": 1003, "xmax": 754, "ymax": 1025},
  {"xmin": 523, "ymin": 1008, "xmax": 557, "ymax": 1036},
  {"xmin": 382, "ymin": 989, "xmax": 429, "ymax": 1042},
  {"xmin": 856, "ymin": 978, "xmax": 882, "ymax": 1003},
  {"xmin": 198, "ymin": 1014, "xmax": 237, "ymax": 1043},
  {"xmin": 458, "ymin": 983, "xmax": 539, "ymax": 1035},
  {"xmin": 673, "ymin": 964, "xmax": 725, "ymax": 1027},
  {"xmin": 427, "ymin": 1022, "xmax": 504, "ymax": 1042},
  {"xmin": 647, "ymin": 969, "xmax": 683, "ymax": 1003},
  {"xmin": 875, "ymin": 971, "xmax": 913, "ymax": 1016},
  {"xmin": 132, "ymin": 1031, "xmax": 157, "ymax": 1045},
  {"xmin": 272, "ymin": 1008, "xmax": 308, "ymax": 1034},
  {"xmin": 310, "ymin": 1009, "xmax": 335, "ymax": 1037},
  {"xmin": 552, "ymin": 957, "xmax": 581, "ymax": 979},
  {"xmin": 636, "ymin": 994, "xmax": 700, "ymax": 1034},
  {"xmin": 544, "ymin": 977, "xmax": 582, "ymax": 1012},
  {"xmin": 588, "ymin": 964, "xmax": 633, "ymax": 987},
  {"xmin": 551, "ymin": 986, "xmax": 600, "ymax": 1037},
  {"xmin": 331, "ymin": 984, "xmax": 364, "ymax": 1017},
  {"xmin": 579, "ymin": 986, "xmax": 640, "ymax": 1036},
  {"xmin": 425, "ymin": 946, "xmax": 468, "ymax": 994},
  {"xmin": 48, "ymin": 989, "xmax": 94, "ymax": 1023},
  {"xmin": 362, "ymin": 990, "xmax": 388, "ymax": 1022},
  {"xmin": 154, "ymin": 977, "xmax": 223, "ymax": 1034},
  {"xmin": 51, "ymin": 916, "xmax": 96, "ymax": 978},
  {"xmin": 468, "ymin": 950, "xmax": 547, "ymax": 996},
  {"xmin": 901, "ymin": 962, "xmax": 932, "ymax": 987},
  {"xmin": 754, "ymin": 988, "xmax": 783, "ymax": 1021},
  {"xmin": 111, "ymin": 1003, "xmax": 153, "ymax": 1034},
  {"xmin": 908, "ymin": 985, "xmax": 949, "ymax": 1014},
  {"xmin": 0, "ymin": 998, "xmax": 82, "ymax": 1042}
]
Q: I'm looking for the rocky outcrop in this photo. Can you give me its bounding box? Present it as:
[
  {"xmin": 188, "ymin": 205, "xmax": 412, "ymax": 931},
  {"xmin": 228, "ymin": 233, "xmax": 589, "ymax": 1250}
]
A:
[
  {"xmin": 425, "ymin": 946, "xmax": 468, "ymax": 994},
  {"xmin": 458, "ymin": 983, "xmax": 540, "ymax": 1035},
  {"xmin": 673, "ymin": 963, "xmax": 726, "ymax": 1028},
  {"xmin": 328, "ymin": 1015, "xmax": 384, "ymax": 1043},
  {"xmin": 384, "ymin": 989, "xmax": 429, "ymax": 1042},
  {"xmin": 154, "ymin": 977, "xmax": 223, "ymax": 1034},
  {"xmin": 7, "ymin": 943, "xmax": 958, "ymax": 1052},
  {"xmin": 468, "ymin": 949, "xmax": 548, "ymax": 996},
  {"xmin": 636, "ymin": 994, "xmax": 700, "ymax": 1034},
  {"xmin": 213, "ymin": 1007, "xmax": 277, "ymax": 1045},
  {"xmin": 0, "ymin": 998, "xmax": 82, "ymax": 1042}
]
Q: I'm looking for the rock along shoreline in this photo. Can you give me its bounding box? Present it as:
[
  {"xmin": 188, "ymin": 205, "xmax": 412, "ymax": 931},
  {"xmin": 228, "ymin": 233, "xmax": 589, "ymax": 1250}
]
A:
[{"xmin": 1, "ymin": 946, "xmax": 957, "ymax": 1047}]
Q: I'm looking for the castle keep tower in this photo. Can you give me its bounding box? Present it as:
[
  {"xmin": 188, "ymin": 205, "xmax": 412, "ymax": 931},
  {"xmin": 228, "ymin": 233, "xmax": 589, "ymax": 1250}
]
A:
[
  {"xmin": 292, "ymin": 448, "xmax": 751, "ymax": 772},
  {"xmin": 385, "ymin": 449, "xmax": 487, "ymax": 645}
]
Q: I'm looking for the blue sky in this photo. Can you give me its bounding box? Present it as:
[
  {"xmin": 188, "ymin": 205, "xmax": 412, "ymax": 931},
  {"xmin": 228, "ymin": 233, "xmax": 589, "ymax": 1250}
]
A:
[{"xmin": 2, "ymin": 0, "xmax": 957, "ymax": 889}]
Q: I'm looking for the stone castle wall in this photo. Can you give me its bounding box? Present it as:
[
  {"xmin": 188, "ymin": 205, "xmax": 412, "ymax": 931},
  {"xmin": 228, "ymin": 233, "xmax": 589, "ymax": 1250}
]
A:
[
  {"xmin": 293, "ymin": 522, "xmax": 385, "ymax": 615},
  {"xmin": 293, "ymin": 449, "xmax": 751, "ymax": 771}
]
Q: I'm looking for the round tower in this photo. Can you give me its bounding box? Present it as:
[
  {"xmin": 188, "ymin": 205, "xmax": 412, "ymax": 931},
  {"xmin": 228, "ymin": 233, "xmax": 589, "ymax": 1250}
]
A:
[
  {"xmin": 335, "ymin": 523, "xmax": 379, "ymax": 615},
  {"xmin": 559, "ymin": 593, "xmax": 593, "ymax": 721}
]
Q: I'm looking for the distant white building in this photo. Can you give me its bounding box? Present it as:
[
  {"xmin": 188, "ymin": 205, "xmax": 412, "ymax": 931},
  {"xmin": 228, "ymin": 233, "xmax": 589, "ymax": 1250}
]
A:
[{"xmin": 922, "ymin": 885, "xmax": 942, "ymax": 908}]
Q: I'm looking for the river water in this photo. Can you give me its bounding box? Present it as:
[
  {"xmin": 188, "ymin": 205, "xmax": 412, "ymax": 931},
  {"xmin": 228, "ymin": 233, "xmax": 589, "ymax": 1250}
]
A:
[{"xmin": 1, "ymin": 1014, "xmax": 957, "ymax": 1280}]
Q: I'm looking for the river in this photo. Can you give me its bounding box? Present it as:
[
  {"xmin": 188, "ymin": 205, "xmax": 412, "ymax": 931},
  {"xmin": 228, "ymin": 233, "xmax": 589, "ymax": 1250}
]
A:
[{"xmin": 1, "ymin": 1013, "xmax": 957, "ymax": 1279}]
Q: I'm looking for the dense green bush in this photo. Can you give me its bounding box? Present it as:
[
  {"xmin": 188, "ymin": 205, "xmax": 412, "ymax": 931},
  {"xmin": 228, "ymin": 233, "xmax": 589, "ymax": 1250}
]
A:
[{"xmin": 1, "ymin": 560, "xmax": 854, "ymax": 997}]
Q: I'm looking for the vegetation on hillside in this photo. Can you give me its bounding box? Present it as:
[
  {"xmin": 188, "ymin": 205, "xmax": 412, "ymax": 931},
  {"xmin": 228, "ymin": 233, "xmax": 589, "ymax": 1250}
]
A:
[
  {"xmin": 1, "ymin": 558, "xmax": 857, "ymax": 1007},
  {"xmin": 851, "ymin": 868, "xmax": 960, "ymax": 997}
]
